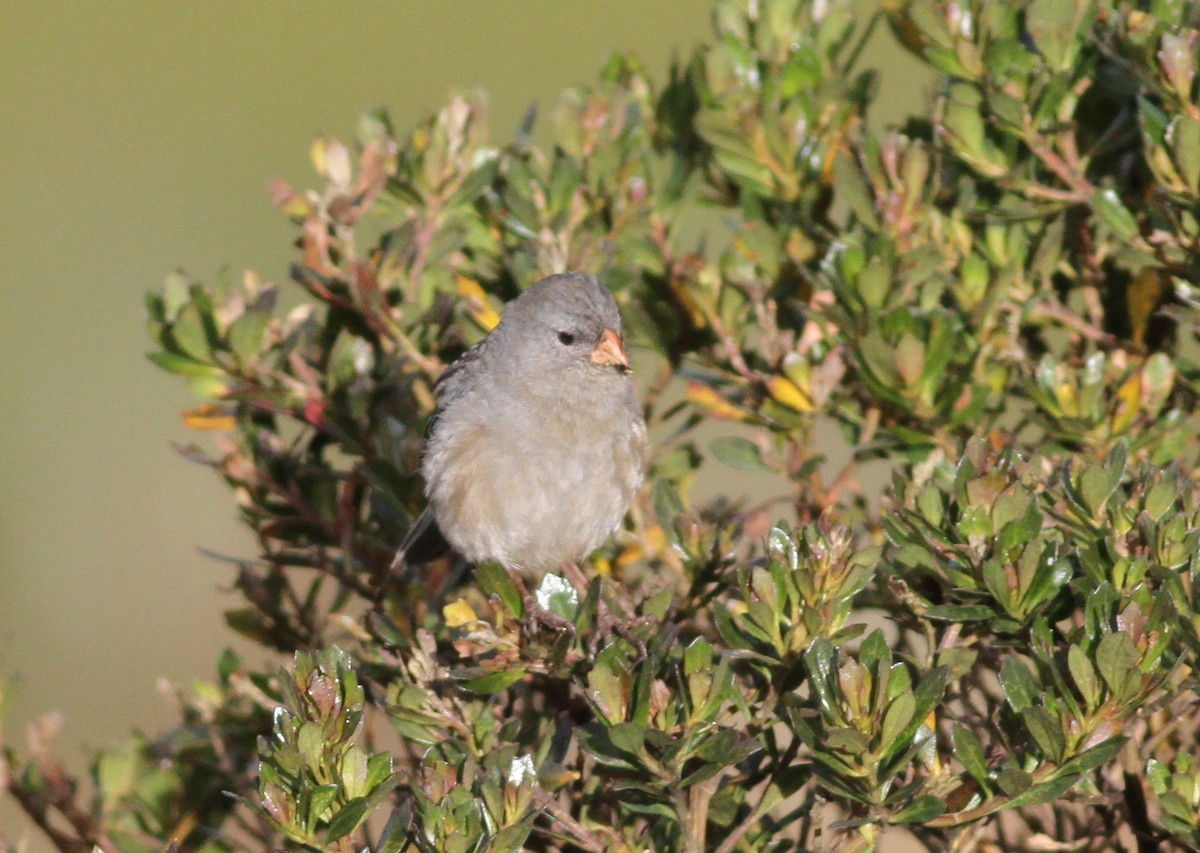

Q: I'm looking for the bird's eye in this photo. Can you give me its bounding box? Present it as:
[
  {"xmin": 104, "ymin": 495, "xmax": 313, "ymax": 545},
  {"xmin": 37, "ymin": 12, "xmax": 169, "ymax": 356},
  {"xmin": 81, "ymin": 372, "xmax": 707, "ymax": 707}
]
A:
[{"xmin": 557, "ymin": 331, "xmax": 576, "ymax": 346}]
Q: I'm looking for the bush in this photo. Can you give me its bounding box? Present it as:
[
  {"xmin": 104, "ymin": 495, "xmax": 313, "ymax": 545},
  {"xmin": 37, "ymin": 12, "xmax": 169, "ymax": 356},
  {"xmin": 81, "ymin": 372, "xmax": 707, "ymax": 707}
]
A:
[{"xmin": 5, "ymin": 1, "xmax": 1200, "ymax": 850}]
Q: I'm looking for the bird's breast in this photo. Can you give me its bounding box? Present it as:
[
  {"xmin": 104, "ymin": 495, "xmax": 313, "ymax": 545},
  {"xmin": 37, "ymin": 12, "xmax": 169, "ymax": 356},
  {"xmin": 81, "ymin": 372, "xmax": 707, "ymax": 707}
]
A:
[{"xmin": 423, "ymin": 394, "xmax": 645, "ymax": 572}]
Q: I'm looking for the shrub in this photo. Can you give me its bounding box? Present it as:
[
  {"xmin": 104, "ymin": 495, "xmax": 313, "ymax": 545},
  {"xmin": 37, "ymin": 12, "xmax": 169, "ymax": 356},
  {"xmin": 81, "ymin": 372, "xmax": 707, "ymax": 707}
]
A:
[{"xmin": 5, "ymin": 1, "xmax": 1200, "ymax": 850}]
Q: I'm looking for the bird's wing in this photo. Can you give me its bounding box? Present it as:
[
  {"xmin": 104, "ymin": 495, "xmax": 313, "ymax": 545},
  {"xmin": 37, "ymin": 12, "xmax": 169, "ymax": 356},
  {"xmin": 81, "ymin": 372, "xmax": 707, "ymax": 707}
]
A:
[
  {"xmin": 391, "ymin": 337, "xmax": 490, "ymax": 569},
  {"xmin": 421, "ymin": 335, "xmax": 490, "ymax": 442}
]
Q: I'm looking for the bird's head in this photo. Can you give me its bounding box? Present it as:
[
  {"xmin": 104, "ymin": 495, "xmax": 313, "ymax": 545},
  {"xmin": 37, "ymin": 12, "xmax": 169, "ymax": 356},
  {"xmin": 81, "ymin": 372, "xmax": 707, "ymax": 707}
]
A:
[{"xmin": 492, "ymin": 272, "xmax": 631, "ymax": 385}]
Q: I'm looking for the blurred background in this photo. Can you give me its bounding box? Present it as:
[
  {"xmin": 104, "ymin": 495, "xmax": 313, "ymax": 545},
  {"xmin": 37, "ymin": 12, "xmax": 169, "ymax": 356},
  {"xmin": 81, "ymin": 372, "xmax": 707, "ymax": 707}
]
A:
[{"xmin": 0, "ymin": 4, "xmax": 925, "ymax": 846}]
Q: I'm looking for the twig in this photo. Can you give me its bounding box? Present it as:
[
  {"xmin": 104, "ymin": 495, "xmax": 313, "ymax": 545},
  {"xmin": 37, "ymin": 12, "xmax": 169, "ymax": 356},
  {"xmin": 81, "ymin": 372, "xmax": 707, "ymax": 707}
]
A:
[
  {"xmin": 679, "ymin": 776, "xmax": 719, "ymax": 853},
  {"xmin": 533, "ymin": 790, "xmax": 608, "ymax": 853},
  {"xmin": 3, "ymin": 753, "xmax": 118, "ymax": 853},
  {"xmin": 1031, "ymin": 297, "xmax": 1122, "ymax": 348}
]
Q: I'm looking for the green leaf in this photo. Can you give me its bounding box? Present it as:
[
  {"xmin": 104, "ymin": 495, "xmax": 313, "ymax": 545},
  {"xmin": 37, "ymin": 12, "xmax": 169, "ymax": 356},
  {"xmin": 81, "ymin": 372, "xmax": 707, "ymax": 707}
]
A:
[
  {"xmin": 910, "ymin": 666, "xmax": 949, "ymax": 724},
  {"xmin": 462, "ymin": 667, "xmax": 527, "ymax": 694},
  {"xmin": 1145, "ymin": 758, "xmax": 1171, "ymax": 798},
  {"xmin": 833, "ymin": 154, "xmax": 879, "ymax": 229},
  {"xmin": 995, "ymin": 766, "xmax": 1032, "ymax": 797},
  {"xmin": 1020, "ymin": 543, "xmax": 1071, "ymax": 612},
  {"xmin": 880, "ymin": 692, "xmax": 916, "ymax": 751},
  {"xmin": 609, "ymin": 719, "xmax": 648, "ymax": 753},
  {"xmin": 475, "ymin": 562, "xmax": 524, "ymax": 618},
  {"xmin": 1067, "ymin": 644, "xmax": 1100, "ymax": 710},
  {"xmin": 305, "ymin": 783, "xmax": 340, "ymax": 831},
  {"xmin": 683, "ymin": 636, "xmax": 714, "ymax": 677},
  {"xmin": 364, "ymin": 752, "xmax": 394, "ymax": 791},
  {"xmin": 825, "ymin": 726, "xmax": 870, "ymax": 754},
  {"xmin": 952, "ymin": 726, "xmax": 989, "ymax": 787},
  {"xmin": 1139, "ymin": 96, "xmax": 1170, "ymax": 146},
  {"xmin": 1000, "ymin": 657, "xmax": 1038, "ymax": 712},
  {"xmin": 1159, "ymin": 792, "xmax": 1197, "ymax": 825},
  {"xmin": 804, "ymin": 639, "xmax": 840, "ymax": 718},
  {"xmin": 653, "ymin": 478, "xmax": 685, "ymax": 531},
  {"xmin": 1172, "ymin": 114, "xmax": 1200, "ymax": 193},
  {"xmin": 885, "ymin": 661, "xmax": 912, "ymax": 703},
  {"xmin": 297, "ymin": 721, "xmax": 324, "ymax": 764},
  {"xmin": 890, "ymin": 794, "xmax": 946, "ymax": 824},
  {"xmin": 340, "ymin": 745, "xmax": 368, "ymax": 798},
  {"xmin": 1054, "ymin": 735, "xmax": 1125, "ymax": 778},
  {"xmin": 147, "ymin": 351, "xmax": 225, "ymax": 378},
  {"xmin": 767, "ymin": 524, "xmax": 799, "ymax": 572},
  {"xmin": 937, "ymin": 647, "xmax": 978, "ymax": 682},
  {"xmin": 858, "ymin": 629, "xmax": 891, "ymax": 675},
  {"xmin": 96, "ymin": 746, "xmax": 137, "ymax": 806},
  {"xmin": 1091, "ymin": 187, "xmax": 1139, "ymax": 242},
  {"xmin": 876, "ymin": 666, "xmax": 946, "ymax": 767},
  {"xmin": 1095, "ymin": 632, "xmax": 1141, "ymax": 702},
  {"xmin": 692, "ymin": 727, "xmax": 757, "ymax": 770},
  {"xmin": 1022, "ymin": 706, "xmax": 1065, "ymax": 762},
  {"xmin": 924, "ymin": 604, "xmax": 995, "ymax": 621},
  {"xmin": 1006, "ymin": 773, "xmax": 1078, "ymax": 808},
  {"xmin": 957, "ymin": 504, "xmax": 993, "ymax": 538},
  {"xmin": 1026, "ymin": 0, "xmax": 1094, "ymax": 70},
  {"xmin": 161, "ymin": 272, "xmax": 190, "ymax": 319},
  {"xmin": 228, "ymin": 310, "xmax": 272, "ymax": 365},
  {"xmin": 491, "ymin": 820, "xmax": 534, "ymax": 852},
  {"xmin": 577, "ymin": 723, "xmax": 644, "ymax": 770},
  {"xmin": 170, "ymin": 302, "xmax": 215, "ymax": 361},
  {"xmin": 916, "ymin": 483, "xmax": 945, "ymax": 527},
  {"xmin": 327, "ymin": 329, "xmax": 372, "ymax": 389},
  {"xmin": 1079, "ymin": 463, "xmax": 1120, "ymax": 517},
  {"xmin": 588, "ymin": 654, "xmax": 630, "ymax": 725},
  {"xmin": 1144, "ymin": 477, "xmax": 1177, "ymax": 522},
  {"xmin": 374, "ymin": 808, "xmax": 411, "ymax": 853},
  {"xmin": 710, "ymin": 435, "xmax": 771, "ymax": 472},
  {"xmin": 325, "ymin": 796, "xmax": 370, "ymax": 842}
]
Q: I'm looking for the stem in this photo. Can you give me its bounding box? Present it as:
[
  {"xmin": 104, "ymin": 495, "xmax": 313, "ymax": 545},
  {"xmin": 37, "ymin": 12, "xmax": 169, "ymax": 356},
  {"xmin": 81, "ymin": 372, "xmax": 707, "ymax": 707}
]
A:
[
  {"xmin": 1030, "ymin": 297, "xmax": 1122, "ymax": 349},
  {"xmin": 678, "ymin": 777, "xmax": 718, "ymax": 853},
  {"xmin": 2, "ymin": 752, "xmax": 118, "ymax": 853},
  {"xmin": 842, "ymin": 9, "xmax": 881, "ymax": 74},
  {"xmin": 533, "ymin": 791, "xmax": 608, "ymax": 853}
]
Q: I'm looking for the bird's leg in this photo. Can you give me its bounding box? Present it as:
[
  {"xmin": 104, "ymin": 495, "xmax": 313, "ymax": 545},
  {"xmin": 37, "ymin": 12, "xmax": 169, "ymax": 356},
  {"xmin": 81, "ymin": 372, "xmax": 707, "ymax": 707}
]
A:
[
  {"xmin": 509, "ymin": 568, "xmax": 575, "ymax": 638},
  {"xmin": 557, "ymin": 561, "xmax": 653, "ymax": 659},
  {"xmin": 558, "ymin": 560, "xmax": 591, "ymax": 597}
]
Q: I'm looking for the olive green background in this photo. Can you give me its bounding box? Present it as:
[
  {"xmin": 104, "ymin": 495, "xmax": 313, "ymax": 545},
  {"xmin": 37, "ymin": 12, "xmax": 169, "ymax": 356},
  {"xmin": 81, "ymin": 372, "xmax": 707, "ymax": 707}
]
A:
[{"xmin": 0, "ymin": 4, "xmax": 924, "ymax": 846}]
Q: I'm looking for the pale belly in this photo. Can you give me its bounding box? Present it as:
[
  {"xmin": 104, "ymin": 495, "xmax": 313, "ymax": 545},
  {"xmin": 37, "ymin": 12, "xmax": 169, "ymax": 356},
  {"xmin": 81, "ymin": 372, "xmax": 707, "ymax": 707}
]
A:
[{"xmin": 424, "ymin": 411, "xmax": 644, "ymax": 571}]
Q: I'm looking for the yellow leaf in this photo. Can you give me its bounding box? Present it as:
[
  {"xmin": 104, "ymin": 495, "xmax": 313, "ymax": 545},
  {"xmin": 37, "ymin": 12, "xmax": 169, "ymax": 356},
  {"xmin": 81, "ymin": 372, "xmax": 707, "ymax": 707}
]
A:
[
  {"xmin": 1127, "ymin": 267, "xmax": 1164, "ymax": 348},
  {"xmin": 923, "ymin": 707, "xmax": 942, "ymax": 772},
  {"xmin": 667, "ymin": 277, "xmax": 709, "ymax": 329},
  {"xmin": 456, "ymin": 276, "xmax": 502, "ymax": 331},
  {"xmin": 685, "ymin": 381, "xmax": 750, "ymax": 421},
  {"xmin": 309, "ymin": 136, "xmax": 327, "ymax": 176},
  {"xmin": 268, "ymin": 177, "xmax": 315, "ymax": 219},
  {"xmin": 1110, "ymin": 371, "xmax": 1142, "ymax": 435},
  {"xmin": 768, "ymin": 375, "xmax": 813, "ymax": 413},
  {"xmin": 181, "ymin": 404, "xmax": 236, "ymax": 431},
  {"xmin": 443, "ymin": 598, "xmax": 478, "ymax": 628}
]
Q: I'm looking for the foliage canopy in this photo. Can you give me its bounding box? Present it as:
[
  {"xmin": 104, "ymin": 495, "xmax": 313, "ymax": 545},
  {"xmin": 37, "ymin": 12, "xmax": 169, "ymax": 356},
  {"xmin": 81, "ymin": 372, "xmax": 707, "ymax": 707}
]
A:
[{"xmin": 5, "ymin": 0, "xmax": 1200, "ymax": 850}]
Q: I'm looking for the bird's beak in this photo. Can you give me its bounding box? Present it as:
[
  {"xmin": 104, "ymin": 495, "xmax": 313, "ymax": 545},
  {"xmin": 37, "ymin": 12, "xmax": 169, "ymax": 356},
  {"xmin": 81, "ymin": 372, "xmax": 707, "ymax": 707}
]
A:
[{"xmin": 590, "ymin": 328, "xmax": 630, "ymax": 372}]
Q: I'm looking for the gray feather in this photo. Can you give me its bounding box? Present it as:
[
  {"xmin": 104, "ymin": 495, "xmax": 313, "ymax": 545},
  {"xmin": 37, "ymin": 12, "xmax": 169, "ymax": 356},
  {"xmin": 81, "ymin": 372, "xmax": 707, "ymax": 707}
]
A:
[{"xmin": 398, "ymin": 271, "xmax": 648, "ymax": 573}]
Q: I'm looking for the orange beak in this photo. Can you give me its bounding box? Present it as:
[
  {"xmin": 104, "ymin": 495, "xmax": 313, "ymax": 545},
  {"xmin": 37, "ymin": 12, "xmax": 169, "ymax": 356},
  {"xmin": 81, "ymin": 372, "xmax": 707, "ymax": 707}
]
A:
[{"xmin": 589, "ymin": 327, "xmax": 630, "ymax": 371}]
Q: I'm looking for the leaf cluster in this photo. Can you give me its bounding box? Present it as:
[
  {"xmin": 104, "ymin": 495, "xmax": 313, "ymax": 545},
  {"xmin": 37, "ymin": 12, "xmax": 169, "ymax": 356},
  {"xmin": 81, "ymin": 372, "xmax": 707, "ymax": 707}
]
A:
[{"xmin": 5, "ymin": 1, "xmax": 1200, "ymax": 851}]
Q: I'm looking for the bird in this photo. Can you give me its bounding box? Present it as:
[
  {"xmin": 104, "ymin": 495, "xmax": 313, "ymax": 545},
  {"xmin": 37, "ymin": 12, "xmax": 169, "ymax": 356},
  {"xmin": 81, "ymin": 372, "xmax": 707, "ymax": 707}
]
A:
[{"xmin": 394, "ymin": 272, "xmax": 648, "ymax": 577}]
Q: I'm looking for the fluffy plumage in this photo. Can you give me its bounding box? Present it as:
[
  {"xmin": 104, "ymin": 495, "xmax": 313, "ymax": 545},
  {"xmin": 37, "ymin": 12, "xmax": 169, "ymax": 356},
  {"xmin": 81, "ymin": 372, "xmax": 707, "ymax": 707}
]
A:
[{"xmin": 397, "ymin": 272, "xmax": 648, "ymax": 572}]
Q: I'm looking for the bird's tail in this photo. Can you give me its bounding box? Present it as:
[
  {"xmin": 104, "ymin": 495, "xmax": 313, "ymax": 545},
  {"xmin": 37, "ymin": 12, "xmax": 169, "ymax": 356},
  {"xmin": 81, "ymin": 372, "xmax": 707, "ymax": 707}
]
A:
[{"xmin": 391, "ymin": 507, "xmax": 452, "ymax": 570}]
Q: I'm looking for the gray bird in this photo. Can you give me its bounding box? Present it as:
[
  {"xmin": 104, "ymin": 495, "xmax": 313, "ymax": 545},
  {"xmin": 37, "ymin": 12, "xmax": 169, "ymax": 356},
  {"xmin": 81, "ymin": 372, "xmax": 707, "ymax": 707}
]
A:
[{"xmin": 396, "ymin": 272, "xmax": 648, "ymax": 574}]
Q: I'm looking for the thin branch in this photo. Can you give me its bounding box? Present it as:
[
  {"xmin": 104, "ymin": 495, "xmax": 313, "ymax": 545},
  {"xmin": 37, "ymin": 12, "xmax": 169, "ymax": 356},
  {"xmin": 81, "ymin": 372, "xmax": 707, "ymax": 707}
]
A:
[{"xmin": 533, "ymin": 790, "xmax": 608, "ymax": 853}]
